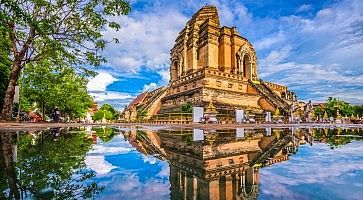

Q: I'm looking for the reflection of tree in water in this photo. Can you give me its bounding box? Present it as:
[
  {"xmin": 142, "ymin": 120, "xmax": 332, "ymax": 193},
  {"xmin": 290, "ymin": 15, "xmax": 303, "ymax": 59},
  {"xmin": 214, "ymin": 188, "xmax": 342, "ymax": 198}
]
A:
[
  {"xmin": 0, "ymin": 133, "xmax": 19, "ymax": 199},
  {"xmin": 93, "ymin": 127, "xmax": 116, "ymax": 142},
  {"xmin": 181, "ymin": 134, "xmax": 193, "ymax": 146},
  {"xmin": 311, "ymin": 128, "xmax": 363, "ymax": 149},
  {"xmin": 0, "ymin": 129, "xmax": 104, "ymax": 199}
]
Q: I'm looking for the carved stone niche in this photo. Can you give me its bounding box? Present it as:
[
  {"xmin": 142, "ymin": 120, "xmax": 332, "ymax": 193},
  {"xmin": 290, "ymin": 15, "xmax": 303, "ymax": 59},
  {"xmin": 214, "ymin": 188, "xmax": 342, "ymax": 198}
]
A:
[
  {"xmin": 184, "ymin": 85, "xmax": 188, "ymax": 90},
  {"xmin": 193, "ymin": 81, "xmax": 197, "ymax": 88},
  {"xmin": 177, "ymin": 87, "xmax": 180, "ymax": 92},
  {"xmin": 202, "ymin": 80, "xmax": 209, "ymax": 85},
  {"xmin": 216, "ymin": 80, "xmax": 222, "ymax": 87},
  {"xmin": 228, "ymin": 83, "xmax": 233, "ymax": 88},
  {"xmin": 238, "ymin": 84, "xmax": 243, "ymax": 90}
]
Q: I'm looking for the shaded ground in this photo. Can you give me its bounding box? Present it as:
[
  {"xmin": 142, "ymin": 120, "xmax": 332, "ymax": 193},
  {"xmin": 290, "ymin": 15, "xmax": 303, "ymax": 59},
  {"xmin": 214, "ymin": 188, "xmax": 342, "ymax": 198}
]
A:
[{"xmin": 0, "ymin": 122, "xmax": 362, "ymax": 131}]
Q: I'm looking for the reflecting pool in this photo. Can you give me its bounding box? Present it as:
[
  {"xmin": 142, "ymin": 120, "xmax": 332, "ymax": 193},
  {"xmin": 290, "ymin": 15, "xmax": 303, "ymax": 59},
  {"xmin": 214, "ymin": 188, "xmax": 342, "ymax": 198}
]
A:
[{"xmin": 1, "ymin": 126, "xmax": 362, "ymax": 199}]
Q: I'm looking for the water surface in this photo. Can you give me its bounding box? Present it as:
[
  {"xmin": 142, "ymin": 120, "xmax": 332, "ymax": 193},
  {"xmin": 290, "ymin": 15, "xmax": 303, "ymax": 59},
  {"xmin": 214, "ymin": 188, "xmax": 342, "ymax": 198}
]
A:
[{"xmin": 1, "ymin": 126, "xmax": 362, "ymax": 199}]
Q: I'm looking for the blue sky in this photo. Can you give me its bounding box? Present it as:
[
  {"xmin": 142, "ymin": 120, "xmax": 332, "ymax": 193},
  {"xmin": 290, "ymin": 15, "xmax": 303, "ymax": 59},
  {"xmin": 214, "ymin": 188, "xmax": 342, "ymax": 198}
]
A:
[
  {"xmin": 85, "ymin": 134, "xmax": 170, "ymax": 200},
  {"xmin": 86, "ymin": 0, "xmax": 363, "ymax": 110},
  {"xmin": 259, "ymin": 142, "xmax": 363, "ymax": 200}
]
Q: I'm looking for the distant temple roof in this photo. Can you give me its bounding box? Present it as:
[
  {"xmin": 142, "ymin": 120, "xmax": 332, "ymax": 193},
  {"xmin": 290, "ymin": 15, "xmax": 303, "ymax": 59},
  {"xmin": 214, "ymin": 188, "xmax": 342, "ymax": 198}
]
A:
[{"xmin": 127, "ymin": 92, "xmax": 148, "ymax": 109}]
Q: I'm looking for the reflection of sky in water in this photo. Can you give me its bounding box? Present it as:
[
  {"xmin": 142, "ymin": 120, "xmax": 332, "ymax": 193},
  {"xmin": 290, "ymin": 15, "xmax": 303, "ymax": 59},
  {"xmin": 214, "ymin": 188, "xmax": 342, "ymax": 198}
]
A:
[
  {"xmin": 85, "ymin": 135, "xmax": 170, "ymax": 200},
  {"xmin": 259, "ymin": 142, "xmax": 363, "ymax": 200},
  {"xmin": 84, "ymin": 133, "xmax": 363, "ymax": 200}
]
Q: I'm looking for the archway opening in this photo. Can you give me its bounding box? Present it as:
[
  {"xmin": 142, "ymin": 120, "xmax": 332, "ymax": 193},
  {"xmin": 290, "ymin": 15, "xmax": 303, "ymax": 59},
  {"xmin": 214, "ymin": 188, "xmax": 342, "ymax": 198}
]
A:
[
  {"xmin": 170, "ymin": 61, "xmax": 178, "ymax": 81},
  {"xmin": 243, "ymin": 54, "xmax": 251, "ymax": 79}
]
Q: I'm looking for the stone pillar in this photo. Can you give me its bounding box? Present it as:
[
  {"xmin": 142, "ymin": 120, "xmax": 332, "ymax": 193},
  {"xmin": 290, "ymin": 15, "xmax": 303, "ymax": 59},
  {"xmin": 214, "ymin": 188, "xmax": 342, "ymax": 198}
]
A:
[
  {"xmin": 183, "ymin": 41, "xmax": 188, "ymax": 73},
  {"xmin": 179, "ymin": 171, "xmax": 187, "ymax": 199},
  {"xmin": 170, "ymin": 165, "xmax": 181, "ymax": 199},
  {"xmin": 186, "ymin": 173, "xmax": 194, "ymax": 199},
  {"xmin": 218, "ymin": 27, "xmax": 232, "ymax": 72},
  {"xmin": 199, "ymin": 19, "xmax": 220, "ymax": 69},
  {"xmin": 193, "ymin": 176, "xmax": 198, "ymax": 200},
  {"xmin": 187, "ymin": 27, "xmax": 199, "ymax": 71},
  {"xmin": 209, "ymin": 178, "xmax": 220, "ymax": 200},
  {"xmin": 233, "ymin": 174, "xmax": 239, "ymax": 199},
  {"xmin": 225, "ymin": 175, "xmax": 233, "ymax": 200},
  {"xmin": 230, "ymin": 28, "xmax": 241, "ymax": 74},
  {"xmin": 198, "ymin": 177, "xmax": 209, "ymax": 200}
]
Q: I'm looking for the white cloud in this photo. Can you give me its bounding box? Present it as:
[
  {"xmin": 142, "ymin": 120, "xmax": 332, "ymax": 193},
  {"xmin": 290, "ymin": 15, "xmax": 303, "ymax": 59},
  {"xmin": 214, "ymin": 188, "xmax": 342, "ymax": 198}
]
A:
[
  {"xmin": 94, "ymin": 0, "xmax": 363, "ymax": 105},
  {"xmin": 90, "ymin": 145, "xmax": 132, "ymax": 155},
  {"xmin": 101, "ymin": 8, "xmax": 188, "ymax": 72},
  {"xmin": 85, "ymin": 155, "xmax": 117, "ymax": 175},
  {"xmin": 85, "ymin": 135, "xmax": 134, "ymax": 175},
  {"xmin": 87, "ymin": 72, "xmax": 118, "ymax": 92},
  {"xmin": 87, "ymin": 72, "xmax": 134, "ymax": 109},
  {"xmin": 157, "ymin": 69, "xmax": 170, "ymax": 85},
  {"xmin": 142, "ymin": 82, "xmax": 157, "ymax": 92},
  {"xmin": 90, "ymin": 91, "xmax": 133, "ymax": 102},
  {"xmin": 260, "ymin": 143, "xmax": 363, "ymax": 199},
  {"xmin": 296, "ymin": 4, "xmax": 312, "ymax": 13},
  {"xmin": 141, "ymin": 69, "xmax": 170, "ymax": 92},
  {"xmin": 142, "ymin": 154, "xmax": 157, "ymax": 165},
  {"xmin": 156, "ymin": 164, "xmax": 170, "ymax": 178},
  {"xmin": 261, "ymin": 143, "xmax": 363, "ymax": 185},
  {"xmin": 99, "ymin": 171, "xmax": 170, "ymax": 200},
  {"xmin": 255, "ymin": 31, "xmax": 286, "ymax": 50}
]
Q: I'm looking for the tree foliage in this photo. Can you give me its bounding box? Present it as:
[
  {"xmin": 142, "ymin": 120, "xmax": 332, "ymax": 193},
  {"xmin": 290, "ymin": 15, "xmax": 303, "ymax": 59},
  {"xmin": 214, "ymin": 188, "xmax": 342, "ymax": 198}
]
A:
[
  {"xmin": 310, "ymin": 97, "xmax": 362, "ymax": 119},
  {"xmin": 92, "ymin": 103, "xmax": 117, "ymax": 121},
  {"xmin": 181, "ymin": 102, "xmax": 193, "ymax": 113},
  {"xmin": 0, "ymin": 129, "xmax": 104, "ymax": 199},
  {"xmin": 22, "ymin": 62, "xmax": 93, "ymax": 118},
  {"xmin": 93, "ymin": 127, "xmax": 116, "ymax": 142},
  {"xmin": 314, "ymin": 106, "xmax": 323, "ymax": 117},
  {"xmin": 0, "ymin": 29, "xmax": 11, "ymax": 111},
  {"xmin": 0, "ymin": 0, "xmax": 131, "ymax": 120},
  {"xmin": 313, "ymin": 128, "xmax": 363, "ymax": 149},
  {"xmin": 324, "ymin": 97, "xmax": 358, "ymax": 117}
]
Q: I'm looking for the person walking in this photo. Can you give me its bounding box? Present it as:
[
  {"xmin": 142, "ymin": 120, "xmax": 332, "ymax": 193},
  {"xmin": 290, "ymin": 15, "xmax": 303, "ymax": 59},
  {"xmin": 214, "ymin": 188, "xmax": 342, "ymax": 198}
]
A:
[{"xmin": 52, "ymin": 107, "xmax": 61, "ymax": 122}]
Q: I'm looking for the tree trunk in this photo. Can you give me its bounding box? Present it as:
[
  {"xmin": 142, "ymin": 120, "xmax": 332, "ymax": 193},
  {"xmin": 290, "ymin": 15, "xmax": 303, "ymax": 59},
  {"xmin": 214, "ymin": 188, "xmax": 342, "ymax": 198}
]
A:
[
  {"xmin": 1, "ymin": 61, "xmax": 22, "ymax": 121},
  {"xmin": 0, "ymin": 132, "xmax": 20, "ymax": 199}
]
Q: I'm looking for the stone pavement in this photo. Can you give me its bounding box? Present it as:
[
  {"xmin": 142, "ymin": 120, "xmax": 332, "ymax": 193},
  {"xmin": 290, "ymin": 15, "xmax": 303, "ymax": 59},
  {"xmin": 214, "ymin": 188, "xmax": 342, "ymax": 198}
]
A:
[{"xmin": 0, "ymin": 122, "xmax": 362, "ymax": 132}]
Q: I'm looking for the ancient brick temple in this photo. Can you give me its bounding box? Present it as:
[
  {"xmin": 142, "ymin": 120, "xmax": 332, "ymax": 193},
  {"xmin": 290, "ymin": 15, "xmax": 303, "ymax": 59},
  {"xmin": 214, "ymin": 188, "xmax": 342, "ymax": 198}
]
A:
[
  {"xmin": 123, "ymin": 128, "xmax": 300, "ymax": 199},
  {"xmin": 123, "ymin": 5, "xmax": 296, "ymax": 120}
]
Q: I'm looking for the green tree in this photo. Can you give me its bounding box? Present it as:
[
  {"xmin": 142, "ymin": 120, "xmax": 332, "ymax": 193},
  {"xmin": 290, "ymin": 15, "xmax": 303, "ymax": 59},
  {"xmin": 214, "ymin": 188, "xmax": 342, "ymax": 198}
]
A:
[
  {"xmin": 22, "ymin": 62, "xmax": 93, "ymax": 119},
  {"xmin": 181, "ymin": 102, "xmax": 193, "ymax": 113},
  {"xmin": 99, "ymin": 104, "xmax": 117, "ymax": 116},
  {"xmin": 0, "ymin": 28, "xmax": 11, "ymax": 111},
  {"xmin": 354, "ymin": 105, "xmax": 363, "ymax": 116},
  {"xmin": 92, "ymin": 106, "xmax": 115, "ymax": 122},
  {"xmin": 324, "ymin": 97, "xmax": 356, "ymax": 117},
  {"xmin": 93, "ymin": 127, "xmax": 116, "ymax": 142},
  {"xmin": 0, "ymin": 129, "xmax": 104, "ymax": 199},
  {"xmin": 137, "ymin": 110, "xmax": 147, "ymax": 118},
  {"xmin": 0, "ymin": 0, "xmax": 130, "ymax": 121},
  {"xmin": 314, "ymin": 106, "xmax": 323, "ymax": 118},
  {"xmin": 0, "ymin": 65, "xmax": 10, "ymax": 112},
  {"xmin": 92, "ymin": 110, "xmax": 104, "ymax": 121}
]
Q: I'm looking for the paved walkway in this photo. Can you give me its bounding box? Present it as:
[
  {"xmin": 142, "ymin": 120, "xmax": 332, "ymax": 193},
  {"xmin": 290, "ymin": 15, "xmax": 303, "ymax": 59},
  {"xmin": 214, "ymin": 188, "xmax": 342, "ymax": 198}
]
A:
[{"xmin": 0, "ymin": 122, "xmax": 362, "ymax": 132}]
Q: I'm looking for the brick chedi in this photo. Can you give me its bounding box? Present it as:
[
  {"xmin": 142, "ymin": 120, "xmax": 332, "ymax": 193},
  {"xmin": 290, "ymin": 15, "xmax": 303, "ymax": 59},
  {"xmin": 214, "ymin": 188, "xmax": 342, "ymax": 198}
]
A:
[
  {"xmin": 125, "ymin": 5, "xmax": 296, "ymax": 119},
  {"xmin": 160, "ymin": 5, "xmax": 296, "ymax": 114}
]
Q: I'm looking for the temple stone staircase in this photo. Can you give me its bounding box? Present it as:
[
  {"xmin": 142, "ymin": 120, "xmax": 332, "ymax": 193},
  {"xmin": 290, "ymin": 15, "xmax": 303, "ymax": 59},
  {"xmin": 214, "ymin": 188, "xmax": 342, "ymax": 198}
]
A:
[
  {"xmin": 138, "ymin": 87, "xmax": 168, "ymax": 116},
  {"xmin": 251, "ymin": 133, "xmax": 294, "ymax": 167},
  {"xmin": 136, "ymin": 132, "xmax": 166, "ymax": 160},
  {"xmin": 251, "ymin": 81, "xmax": 290, "ymax": 113}
]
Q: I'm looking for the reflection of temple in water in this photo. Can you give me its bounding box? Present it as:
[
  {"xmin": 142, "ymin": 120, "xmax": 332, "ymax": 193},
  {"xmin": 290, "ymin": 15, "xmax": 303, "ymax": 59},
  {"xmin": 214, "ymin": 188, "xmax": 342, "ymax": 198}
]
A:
[{"xmin": 124, "ymin": 128, "xmax": 300, "ymax": 200}]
